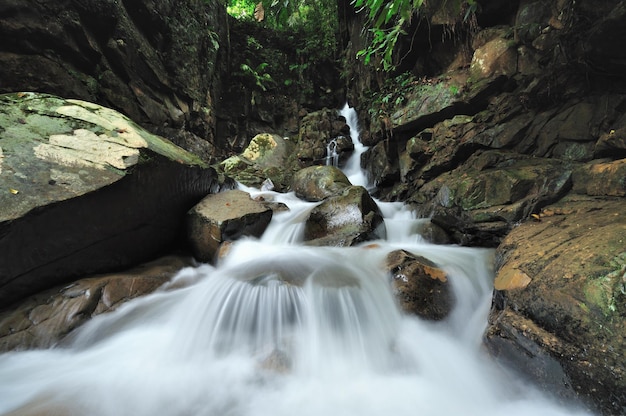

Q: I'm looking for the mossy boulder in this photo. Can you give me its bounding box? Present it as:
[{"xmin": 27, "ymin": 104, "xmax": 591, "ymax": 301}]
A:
[
  {"xmin": 0, "ymin": 92, "xmax": 227, "ymax": 308},
  {"xmin": 410, "ymin": 150, "xmax": 572, "ymax": 246},
  {"xmin": 217, "ymin": 133, "xmax": 299, "ymax": 191},
  {"xmin": 303, "ymin": 186, "xmax": 385, "ymax": 246},
  {"xmin": 291, "ymin": 165, "xmax": 352, "ymax": 202}
]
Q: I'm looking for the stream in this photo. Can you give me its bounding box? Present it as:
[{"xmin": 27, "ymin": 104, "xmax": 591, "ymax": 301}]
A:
[{"xmin": 0, "ymin": 105, "xmax": 593, "ymax": 416}]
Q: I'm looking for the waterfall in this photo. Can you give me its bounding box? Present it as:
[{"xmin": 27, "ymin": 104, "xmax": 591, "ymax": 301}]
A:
[
  {"xmin": 325, "ymin": 138, "xmax": 339, "ymax": 167},
  {"xmin": 0, "ymin": 105, "xmax": 594, "ymax": 416},
  {"xmin": 339, "ymin": 103, "xmax": 370, "ymax": 188}
]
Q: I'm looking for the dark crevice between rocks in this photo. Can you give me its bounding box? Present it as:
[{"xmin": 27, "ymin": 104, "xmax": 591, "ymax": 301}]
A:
[{"xmin": 0, "ymin": 159, "xmax": 222, "ymax": 311}]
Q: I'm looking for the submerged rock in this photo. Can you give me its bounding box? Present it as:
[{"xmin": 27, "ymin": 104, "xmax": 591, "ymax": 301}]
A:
[
  {"xmin": 187, "ymin": 190, "xmax": 273, "ymax": 263},
  {"xmin": 0, "ymin": 93, "xmax": 225, "ymax": 308},
  {"xmin": 0, "ymin": 255, "xmax": 194, "ymax": 352},
  {"xmin": 386, "ymin": 249, "xmax": 453, "ymax": 320}
]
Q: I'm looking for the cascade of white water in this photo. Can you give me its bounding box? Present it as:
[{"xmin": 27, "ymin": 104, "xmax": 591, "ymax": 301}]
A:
[
  {"xmin": 339, "ymin": 103, "xmax": 370, "ymax": 188},
  {"xmin": 0, "ymin": 105, "xmax": 595, "ymax": 416},
  {"xmin": 325, "ymin": 138, "xmax": 339, "ymax": 167}
]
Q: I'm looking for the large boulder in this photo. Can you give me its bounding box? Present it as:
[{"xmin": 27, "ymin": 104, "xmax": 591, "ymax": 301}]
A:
[
  {"xmin": 384, "ymin": 74, "xmax": 508, "ymax": 137},
  {"xmin": 217, "ymin": 133, "xmax": 299, "ymax": 191},
  {"xmin": 303, "ymin": 186, "xmax": 385, "ymax": 246},
  {"xmin": 484, "ymin": 196, "xmax": 626, "ymax": 415},
  {"xmin": 408, "ymin": 150, "xmax": 572, "ymax": 246},
  {"xmin": 0, "ymin": 93, "xmax": 227, "ymax": 308},
  {"xmin": 187, "ymin": 190, "xmax": 273, "ymax": 263},
  {"xmin": 386, "ymin": 249, "xmax": 453, "ymax": 320},
  {"xmin": 291, "ymin": 165, "xmax": 352, "ymax": 202},
  {"xmin": 0, "ymin": 255, "xmax": 194, "ymax": 352}
]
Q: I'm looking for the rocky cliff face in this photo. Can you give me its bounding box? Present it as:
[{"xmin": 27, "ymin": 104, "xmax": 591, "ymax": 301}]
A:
[
  {"xmin": 0, "ymin": 0, "xmax": 227, "ymax": 161},
  {"xmin": 338, "ymin": 0, "xmax": 626, "ymax": 414}
]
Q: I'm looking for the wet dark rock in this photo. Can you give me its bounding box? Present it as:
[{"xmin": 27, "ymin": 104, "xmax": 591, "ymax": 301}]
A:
[
  {"xmin": 361, "ymin": 140, "xmax": 400, "ymax": 188},
  {"xmin": 408, "ymin": 150, "xmax": 572, "ymax": 246},
  {"xmin": 295, "ymin": 108, "xmax": 353, "ymax": 166},
  {"xmin": 187, "ymin": 190, "xmax": 273, "ymax": 263},
  {"xmin": 582, "ymin": 1, "xmax": 626, "ymax": 77},
  {"xmin": 292, "ymin": 165, "xmax": 352, "ymax": 202},
  {"xmin": 411, "ymin": 220, "xmax": 452, "ymax": 245},
  {"xmin": 0, "ymin": 255, "xmax": 194, "ymax": 352},
  {"xmin": 304, "ymin": 186, "xmax": 385, "ymax": 246},
  {"xmin": 0, "ymin": 93, "xmax": 226, "ymax": 308},
  {"xmin": 484, "ymin": 196, "xmax": 626, "ymax": 415},
  {"xmin": 386, "ymin": 250, "xmax": 453, "ymax": 320},
  {"xmin": 526, "ymin": 97, "xmax": 626, "ymax": 162},
  {"xmin": 384, "ymin": 74, "xmax": 509, "ymax": 138}
]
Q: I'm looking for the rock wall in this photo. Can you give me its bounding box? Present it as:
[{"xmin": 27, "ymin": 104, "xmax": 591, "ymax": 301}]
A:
[
  {"xmin": 0, "ymin": 0, "xmax": 228, "ymax": 161},
  {"xmin": 338, "ymin": 0, "xmax": 626, "ymax": 414}
]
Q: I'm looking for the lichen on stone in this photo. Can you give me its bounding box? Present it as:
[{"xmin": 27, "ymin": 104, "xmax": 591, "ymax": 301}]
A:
[
  {"xmin": 56, "ymin": 101, "xmax": 148, "ymax": 149},
  {"xmin": 34, "ymin": 129, "xmax": 140, "ymax": 170},
  {"xmin": 220, "ymin": 155, "xmax": 249, "ymax": 173},
  {"xmin": 584, "ymin": 252, "xmax": 626, "ymax": 317},
  {"xmin": 242, "ymin": 133, "xmax": 277, "ymax": 161}
]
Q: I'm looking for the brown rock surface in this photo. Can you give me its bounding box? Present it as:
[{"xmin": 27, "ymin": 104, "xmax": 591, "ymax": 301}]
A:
[
  {"xmin": 387, "ymin": 249, "xmax": 453, "ymax": 320},
  {"xmin": 0, "ymin": 255, "xmax": 194, "ymax": 352},
  {"xmin": 485, "ymin": 195, "xmax": 626, "ymax": 414},
  {"xmin": 187, "ymin": 190, "xmax": 273, "ymax": 263}
]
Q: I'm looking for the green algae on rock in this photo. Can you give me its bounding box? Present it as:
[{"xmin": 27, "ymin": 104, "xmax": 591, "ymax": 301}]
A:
[{"xmin": 0, "ymin": 92, "xmax": 223, "ymax": 308}]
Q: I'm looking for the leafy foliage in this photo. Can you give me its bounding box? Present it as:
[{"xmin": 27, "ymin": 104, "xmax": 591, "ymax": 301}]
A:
[
  {"xmin": 226, "ymin": 0, "xmax": 338, "ymax": 55},
  {"xmin": 355, "ymin": 0, "xmax": 479, "ymax": 71},
  {"xmin": 352, "ymin": 0, "xmax": 422, "ymax": 71},
  {"xmin": 240, "ymin": 62, "xmax": 275, "ymax": 91},
  {"xmin": 226, "ymin": 0, "xmax": 338, "ymax": 78},
  {"xmin": 225, "ymin": 0, "xmax": 338, "ymax": 101}
]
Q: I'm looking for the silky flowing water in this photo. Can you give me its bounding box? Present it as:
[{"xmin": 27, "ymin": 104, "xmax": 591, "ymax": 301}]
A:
[{"xmin": 0, "ymin": 106, "xmax": 593, "ymax": 416}]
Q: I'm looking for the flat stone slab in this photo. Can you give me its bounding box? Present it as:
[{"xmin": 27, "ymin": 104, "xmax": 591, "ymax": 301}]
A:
[{"xmin": 187, "ymin": 190, "xmax": 273, "ymax": 263}]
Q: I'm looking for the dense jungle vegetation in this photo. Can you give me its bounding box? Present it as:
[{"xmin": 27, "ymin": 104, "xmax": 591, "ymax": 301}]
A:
[{"xmin": 222, "ymin": 0, "xmax": 476, "ymax": 71}]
